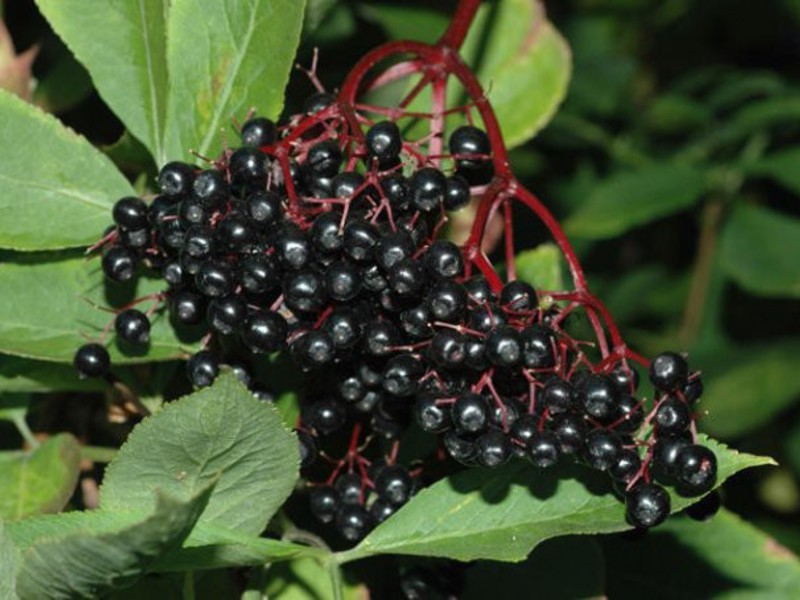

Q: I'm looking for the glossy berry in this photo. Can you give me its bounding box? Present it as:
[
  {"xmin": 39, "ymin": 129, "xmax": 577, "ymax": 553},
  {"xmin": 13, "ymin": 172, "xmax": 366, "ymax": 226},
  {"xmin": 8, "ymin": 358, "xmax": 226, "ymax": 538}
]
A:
[
  {"xmin": 112, "ymin": 197, "xmax": 148, "ymax": 230},
  {"xmin": 464, "ymin": 276, "xmax": 494, "ymax": 304},
  {"xmin": 184, "ymin": 226, "xmax": 214, "ymax": 259},
  {"xmin": 443, "ymin": 431, "xmax": 478, "ymax": 465},
  {"xmin": 370, "ymin": 499, "xmax": 396, "ymax": 524},
  {"xmin": 449, "ymin": 125, "xmax": 491, "ymax": 169},
  {"xmin": 310, "ymin": 212, "xmax": 343, "ymax": 254},
  {"xmin": 102, "ymin": 246, "xmax": 136, "ymax": 282},
  {"xmin": 275, "ymin": 226, "xmax": 311, "ymax": 271},
  {"xmin": 649, "ymin": 351, "xmax": 689, "ymax": 392},
  {"xmin": 298, "ymin": 430, "xmax": 318, "ymax": 468},
  {"xmin": 452, "ymin": 392, "xmax": 489, "ymax": 434},
  {"xmin": 654, "ymin": 397, "xmax": 691, "ymax": 435},
  {"xmin": 363, "ymin": 320, "xmax": 400, "ymax": 357},
  {"xmin": 464, "ymin": 339, "xmax": 488, "ymax": 370},
  {"xmin": 519, "ymin": 325, "xmax": 556, "ymax": 369},
  {"xmin": 207, "ymin": 296, "xmax": 247, "ymax": 335},
  {"xmin": 415, "ymin": 395, "xmax": 450, "ymax": 433},
  {"xmin": 324, "ymin": 307, "xmax": 362, "ymax": 349},
  {"xmin": 683, "ymin": 377, "xmax": 704, "ymax": 403},
  {"xmin": 195, "ymin": 260, "xmax": 236, "ymax": 298},
  {"xmin": 162, "ymin": 260, "xmax": 184, "ymax": 287},
  {"xmin": 306, "ymin": 139, "xmax": 343, "ymax": 178},
  {"xmin": 375, "ymin": 230, "xmax": 414, "ymax": 272},
  {"xmin": 443, "ymin": 175, "xmax": 471, "ymax": 211},
  {"xmin": 476, "ymin": 430, "xmax": 513, "ymax": 468},
  {"xmin": 625, "ymin": 483, "xmax": 671, "ymax": 529},
  {"xmin": 554, "ymin": 413, "xmax": 587, "ymax": 454},
  {"xmin": 616, "ymin": 394, "xmax": 644, "ymax": 433},
  {"xmin": 304, "ymin": 398, "xmax": 346, "ymax": 434},
  {"xmin": 114, "ymin": 309, "xmax": 151, "ymax": 345},
  {"xmin": 334, "ymin": 473, "xmax": 363, "ymax": 506},
  {"xmin": 400, "ymin": 305, "xmax": 433, "ymax": 340},
  {"xmin": 158, "ymin": 161, "xmax": 194, "ymax": 197},
  {"xmin": 500, "ymin": 280, "xmax": 537, "ymax": 312},
  {"xmin": 409, "ymin": 167, "xmax": 446, "ymax": 212},
  {"xmin": 577, "ymin": 374, "xmax": 619, "ymax": 420},
  {"xmin": 303, "ymin": 91, "xmax": 335, "ymax": 114},
  {"xmin": 336, "ymin": 504, "xmax": 372, "ymax": 543},
  {"xmin": 675, "ymin": 444, "xmax": 717, "ymax": 496},
  {"xmin": 186, "ymin": 351, "xmax": 218, "ymax": 388},
  {"xmin": 240, "ymin": 255, "xmax": 279, "ymax": 295},
  {"xmin": 192, "ymin": 169, "xmax": 228, "ymax": 209},
  {"xmin": 216, "ymin": 213, "xmax": 255, "ymax": 251},
  {"xmin": 169, "ymin": 290, "xmax": 204, "ymax": 325},
  {"xmin": 74, "ymin": 343, "xmax": 110, "ymax": 378},
  {"xmin": 283, "ymin": 269, "xmax": 326, "ymax": 314},
  {"xmin": 292, "ymin": 330, "xmax": 335, "ymax": 367},
  {"xmin": 542, "ymin": 378, "xmax": 573, "ymax": 415},
  {"xmin": 528, "ymin": 431, "xmax": 560, "ymax": 468},
  {"xmin": 343, "ymin": 220, "xmax": 379, "ymax": 262},
  {"xmin": 426, "ymin": 280, "xmax": 467, "ymax": 322},
  {"xmin": 375, "ymin": 464, "xmax": 413, "ymax": 504},
  {"xmin": 228, "ymin": 147, "xmax": 269, "ymax": 187},
  {"xmin": 245, "ymin": 191, "xmax": 282, "ymax": 229},
  {"xmin": 380, "ymin": 173, "xmax": 410, "ymax": 210},
  {"xmin": 484, "ymin": 326, "xmax": 522, "ymax": 367},
  {"xmin": 583, "ymin": 429, "xmax": 622, "ymax": 471},
  {"xmin": 309, "ymin": 486, "xmax": 339, "ymax": 524},
  {"xmin": 423, "ymin": 240, "xmax": 464, "ymax": 279},
  {"xmin": 382, "ymin": 354, "xmax": 424, "ymax": 397},
  {"xmin": 429, "ymin": 330, "xmax": 466, "ymax": 369},
  {"xmin": 240, "ymin": 116, "xmax": 277, "ymax": 147},
  {"xmin": 610, "ymin": 448, "xmax": 642, "ymax": 484},
  {"xmin": 389, "ymin": 258, "xmax": 426, "ymax": 298},
  {"xmin": 366, "ymin": 121, "xmax": 402, "ymax": 167},
  {"xmin": 241, "ymin": 311, "xmax": 288, "ymax": 353},
  {"xmin": 610, "ymin": 365, "xmax": 640, "ymax": 395},
  {"xmin": 650, "ymin": 435, "xmax": 692, "ymax": 484}
]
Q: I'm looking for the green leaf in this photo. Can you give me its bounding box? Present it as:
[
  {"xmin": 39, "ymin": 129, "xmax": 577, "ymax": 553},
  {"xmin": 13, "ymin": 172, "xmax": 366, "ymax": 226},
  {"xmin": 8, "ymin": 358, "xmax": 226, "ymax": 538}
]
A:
[
  {"xmin": 336, "ymin": 436, "xmax": 772, "ymax": 563},
  {"xmin": 0, "ymin": 252, "xmax": 198, "ymax": 364},
  {"xmin": 0, "ymin": 90, "xmax": 135, "ymax": 250},
  {"xmin": 35, "ymin": 0, "xmax": 170, "ymax": 165},
  {"xmin": 565, "ymin": 164, "xmax": 707, "ymax": 239},
  {"xmin": 698, "ymin": 341, "xmax": 800, "ymax": 439},
  {"xmin": 473, "ymin": 0, "xmax": 571, "ymax": 147},
  {"xmin": 746, "ymin": 148, "xmax": 800, "ymax": 195},
  {"xmin": 0, "ymin": 521, "xmax": 20, "ymax": 600},
  {"xmin": 100, "ymin": 372, "xmax": 299, "ymax": 535},
  {"xmin": 0, "ymin": 355, "xmax": 104, "ymax": 392},
  {"xmin": 464, "ymin": 537, "xmax": 605, "ymax": 599},
  {"xmin": 515, "ymin": 243, "xmax": 565, "ymax": 292},
  {"xmin": 32, "ymin": 49, "xmax": 93, "ymax": 114},
  {"xmin": 264, "ymin": 557, "xmax": 362, "ymax": 600},
  {"xmin": 720, "ymin": 203, "xmax": 800, "ymax": 298},
  {"xmin": 15, "ymin": 486, "xmax": 213, "ymax": 599},
  {"xmin": 603, "ymin": 510, "xmax": 800, "ymax": 598},
  {"xmin": 163, "ymin": 0, "xmax": 306, "ymax": 161},
  {"xmin": 0, "ymin": 434, "xmax": 81, "ymax": 521}
]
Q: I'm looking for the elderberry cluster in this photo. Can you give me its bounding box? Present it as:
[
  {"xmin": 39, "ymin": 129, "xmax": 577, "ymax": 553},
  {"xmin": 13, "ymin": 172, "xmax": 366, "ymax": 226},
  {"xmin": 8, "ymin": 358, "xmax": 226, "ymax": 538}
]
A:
[{"xmin": 74, "ymin": 88, "xmax": 716, "ymax": 544}]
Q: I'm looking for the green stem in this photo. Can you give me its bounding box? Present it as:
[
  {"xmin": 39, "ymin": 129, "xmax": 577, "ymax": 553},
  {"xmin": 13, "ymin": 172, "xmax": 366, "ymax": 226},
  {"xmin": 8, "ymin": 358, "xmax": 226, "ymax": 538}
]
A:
[
  {"xmin": 328, "ymin": 558, "xmax": 345, "ymax": 600},
  {"xmin": 11, "ymin": 414, "xmax": 39, "ymax": 449},
  {"xmin": 182, "ymin": 571, "xmax": 195, "ymax": 600}
]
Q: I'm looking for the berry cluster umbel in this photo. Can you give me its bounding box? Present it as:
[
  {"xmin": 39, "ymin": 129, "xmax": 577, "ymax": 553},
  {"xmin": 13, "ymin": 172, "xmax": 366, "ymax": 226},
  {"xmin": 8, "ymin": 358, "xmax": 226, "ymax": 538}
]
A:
[{"xmin": 73, "ymin": 0, "xmax": 718, "ymax": 545}]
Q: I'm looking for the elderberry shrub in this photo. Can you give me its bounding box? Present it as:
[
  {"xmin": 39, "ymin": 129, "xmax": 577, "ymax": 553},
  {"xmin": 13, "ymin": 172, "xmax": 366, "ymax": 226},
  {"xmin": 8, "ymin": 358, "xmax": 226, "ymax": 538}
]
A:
[{"xmin": 76, "ymin": 91, "xmax": 716, "ymax": 546}]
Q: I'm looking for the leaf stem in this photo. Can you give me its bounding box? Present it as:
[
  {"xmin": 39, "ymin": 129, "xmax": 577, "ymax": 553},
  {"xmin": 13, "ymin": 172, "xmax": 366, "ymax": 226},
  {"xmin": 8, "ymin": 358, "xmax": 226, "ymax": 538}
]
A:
[
  {"xmin": 11, "ymin": 413, "xmax": 38, "ymax": 449},
  {"xmin": 182, "ymin": 571, "xmax": 195, "ymax": 600}
]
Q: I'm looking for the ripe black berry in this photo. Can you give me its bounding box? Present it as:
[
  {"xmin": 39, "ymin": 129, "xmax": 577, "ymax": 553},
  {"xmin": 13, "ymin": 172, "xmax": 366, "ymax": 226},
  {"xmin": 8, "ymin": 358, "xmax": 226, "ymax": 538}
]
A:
[
  {"xmin": 324, "ymin": 307, "xmax": 362, "ymax": 349},
  {"xmin": 382, "ymin": 354, "xmax": 424, "ymax": 397},
  {"xmin": 415, "ymin": 395, "xmax": 450, "ymax": 432},
  {"xmin": 375, "ymin": 464, "xmax": 413, "ymax": 504},
  {"xmin": 375, "ymin": 230, "xmax": 414, "ymax": 272},
  {"xmin": 336, "ymin": 504, "xmax": 372, "ymax": 542},
  {"xmin": 114, "ymin": 309, "xmax": 151, "ymax": 345},
  {"xmin": 240, "ymin": 255, "xmax": 279, "ymax": 295},
  {"xmin": 649, "ymin": 351, "xmax": 689, "ymax": 392},
  {"xmin": 112, "ymin": 197, "xmax": 148, "ymax": 230},
  {"xmin": 449, "ymin": 125, "xmax": 490, "ymax": 169},
  {"xmin": 654, "ymin": 397, "xmax": 691, "ymax": 435},
  {"xmin": 583, "ymin": 429, "xmax": 622, "ymax": 471},
  {"xmin": 158, "ymin": 161, "xmax": 194, "ymax": 197},
  {"xmin": 500, "ymin": 280, "xmax": 537, "ymax": 312},
  {"xmin": 216, "ymin": 213, "xmax": 255, "ymax": 251},
  {"xmin": 519, "ymin": 325, "xmax": 556, "ymax": 369},
  {"xmin": 310, "ymin": 486, "xmax": 339, "ymax": 523},
  {"xmin": 426, "ymin": 280, "xmax": 467, "ymax": 322},
  {"xmin": 625, "ymin": 483, "xmax": 670, "ymax": 529},
  {"xmin": 363, "ymin": 320, "xmax": 400, "ymax": 357},
  {"xmin": 410, "ymin": 167, "xmax": 446, "ymax": 212},
  {"xmin": 577, "ymin": 374, "xmax": 619, "ymax": 420},
  {"xmin": 74, "ymin": 343, "xmax": 110, "ymax": 378},
  {"xmin": 443, "ymin": 175, "xmax": 471, "ymax": 211},
  {"xmin": 554, "ymin": 413, "xmax": 587, "ymax": 454},
  {"xmin": 207, "ymin": 296, "xmax": 247, "ymax": 335},
  {"xmin": 241, "ymin": 311, "xmax": 287, "ymax": 353},
  {"xmin": 240, "ymin": 116, "xmax": 277, "ymax": 147},
  {"xmin": 366, "ymin": 121, "xmax": 402, "ymax": 167},
  {"xmin": 542, "ymin": 378, "xmax": 573, "ymax": 415},
  {"xmin": 476, "ymin": 430, "xmax": 513, "ymax": 468},
  {"xmin": 650, "ymin": 435, "xmax": 692, "ymax": 484},
  {"xmin": 484, "ymin": 326, "xmax": 522, "ymax": 367},
  {"xmin": 675, "ymin": 444, "xmax": 717, "ymax": 496},
  {"xmin": 195, "ymin": 260, "xmax": 236, "ymax": 298},
  {"xmin": 452, "ymin": 392, "xmax": 489, "ymax": 434},
  {"xmin": 343, "ymin": 220, "xmax": 379, "ymax": 262},
  {"xmin": 610, "ymin": 448, "xmax": 642, "ymax": 485},
  {"xmin": 192, "ymin": 168, "xmax": 228, "ymax": 209},
  {"xmin": 292, "ymin": 330, "xmax": 336, "ymax": 367},
  {"xmin": 423, "ymin": 240, "xmax": 464, "ymax": 279},
  {"xmin": 275, "ymin": 226, "xmax": 311, "ymax": 271},
  {"xmin": 102, "ymin": 246, "xmax": 136, "ymax": 282},
  {"xmin": 298, "ymin": 430, "xmax": 318, "ymax": 468},
  {"xmin": 245, "ymin": 191, "xmax": 282, "ymax": 229},
  {"xmin": 443, "ymin": 431, "xmax": 478, "ymax": 465},
  {"xmin": 187, "ymin": 350, "xmax": 219, "ymax": 387},
  {"xmin": 528, "ymin": 431, "xmax": 560, "ymax": 468},
  {"xmin": 304, "ymin": 398, "xmax": 346, "ymax": 434},
  {"xmin": 429, "ymin": 330, "xmax": 466, "ymax": 369},
  {"xmin": 283, "ymin": 269, "xmax": 326, "ymax": 314}
]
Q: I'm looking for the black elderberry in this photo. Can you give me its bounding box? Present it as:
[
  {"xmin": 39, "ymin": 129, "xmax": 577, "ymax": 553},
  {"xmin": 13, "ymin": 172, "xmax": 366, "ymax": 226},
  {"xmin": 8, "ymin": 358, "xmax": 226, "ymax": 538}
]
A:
[
  {"xmin": 683, "ymin": 376, "xmax": 704, "ymax": 403},
  {"xmin": 369, "ymin": 499, "xmax": 396, "ymax": 523},
  {"xmin": 240, "ymin": 116, "xmax": 277, "ymax": 147},
  {"xmin": 283, "ymin": 269, "xmax": 326, "ymax": 314},
  {"xmin": 554, "ymin": 413, "xmax": 587, "ymax": 455},
  {"xmin": 158, "ymin": 161, "xmax": 194, "ymax": 197},
  {"xmin": 114, "ymin": 309, "xmax": 151, "ymax": 345},
  {"xmin": 180, "ymin": 251, "xmax": 204, "ymax": 276},
  {"xmin": 465, "ymin": 339, "xmax": 488, "ymax": 370},
  {"xmin": 102, "ymin": 246, "xmax": 137, "ymax": 282},
  {"xmin": 520, "ymin": 325, "xmax": 556, "ymax": 369},
  {"xmin": 119, "ymin": 227, "xmax": 149, "ymax": 249},
  {"xmin": 625, "ymin": 483, "xmax": 670, "ymax": 529},
  {"xmin": 415, "ymin": 394, "xmax": 451, "ymax": 433},
  {"xmin": 424, "ymin": 240, "xmax": 464, "ymax": 279},
  {"xmin": 610, "ymin": 448, "xmax": 642, "ymax": 485},
  {"xmin": 366, "ymin": 121, "xmax": 403, "ymax": 167},
  {"xmin": 169, "ymin": 290, "xmax": 205, "ymax": 325},
  {"xmin": 245, "ymin": 191, "xmax": 282, "ymax": 230},
  {"xmin": 334, "ymin": 473, "xmax": 363, "ymax": 506},
  {"xmin": 464, "ymin": 276, "xmax": 494, "ymax": 304},
  {"xmin": 216, "ymin": 213, "xmax": 255, "ymax": 251},
  {"xmin": 443, "ymin": 431, "xmax": 479, "ymax": 465},
  {"xmin": 396, "ymin": 214, "xmax": 430, "ymax": 246},
  {"xmin": 184, "ymin": 225, "xmax": 214, "ymax": 259},
  {"xmin": 577, "ymin": 374, "xmax": 619, "ymax": 420},
  {"xmin": 112, "ymin": 197, "xmax": 148, "ymax": 230},
  {"xmin": 310, "ymin": 486, "xmax": 339, "ymax": 523},
  {"xmin": 400, "ymin": 304, "xmax": 433, "ymax": 340},
  {"xmin": 162, "ymin": 260, "xmax": 184, "ymax": 287},
  {"xmin": 452, "ymin": 392, "xmax": 489, "ymax": 434},
  {"xmin": 343, "ymin": 220, "xmax": 379, "ymax": 262},
  {"xmin": 321, "ymin": 261, "xmax": 360, "ymax": 303},
  {"xmin": 528, "ymin": 431, "xmax": 561, "ymax": 468},
  {"xmin": 178, "ymin": 198, "xmax": 207, "ymax": 228},
  {"xmin": 239, "ymin": 255, "xmax": 279, "ymax": 295},
  {"xmin": 429, "ymin": 329, "xmax": 466, "ymax": 369},
  {"xmin": 298, "ymin": 430, "xmax": 318, "ymax": 468},
  {"xmin": 380, "ymin": 173, "xmax": 410, "ymax": 211},
  {"xmin": 426, "ymin": 280, "xmax": 467, "ymax": 322},
  {"xmin": 500, "ymin": 280, "xmax": 537, "ymax": 312},
  {"xmin": 675, "ymin": 444, "xmax": 717, "ymax": 496},
  {"xmin": 616, "ymin": 394, "xmax": 644, "ymax": 433},
  {"xmin": 158, "ymin": 218, "xmax": 186, "ymax": 251},
  {"xmin": 375, "ymin": 464, "xmax": 413, "ymax": 505},
  {"xmin": 476, "ymin": 430, "xmax": 512, "ymax": 468},
  {"xmin": 542, "ymin": 378, "xmax": 573, "ymax": 415},
  {"xmin": 654, "ymin": 397, "xmax": 691, "ymax": 435},
  {"xmin": 358, "ymin": 361, "xmax": 383, "ymax": 388},
  {"xmin": 241, "ymin": 311, "xmax": 287, "ymax": 353},
  {"xmin": 382, "ymin": 354, "xmax": 424, "ymax": 397},
  {"xmin": 363, "ymin": 320, "xmax": 400, "ymax": 357},
  {"xmin": 195, "ymin": 260, "xmax": 236, "ymax": 298},
  {"xmin": 147, "ymin": 195, "xmax": 174, "ymax": 226},
  {"xmin": 228, "ymin": 147, "xmax": 269, "ymax": 188},
  {"xmin": 310, "ymin": 211, "xmax": 343, "ymax": 254},
  {"xmin": 74, "ymin": 343, "xmax": 110, "ymax": 378},
  {"xmin": 275, "ymin": 226, "xmax": 311, "ymax": 271},
  {"xmin": 356, "ymin": 389, "xmax": 383, "ymax": 413},
  {"xmin": 389, "ymin": 258, "xmax": 426, "ymax": 298},
  {"xmin": 338, "ymin": 375, "xmax": 365, "ymax": 403},
  {"xmin": 449, "ymin": 125, "xmax": 491, "ymax": 169},
  {"xmin": 610, "ymin": 365, "xmax": 640, "ymax": 395},
  {"xmin": 336, "ymin": 504, "xmax": 372, "ymax": 543},
  {"xmin": 443, "ymin": 175, "xmax": 471, "ymax": 211},
  {"xmin": 293, "ymin": 330, "xmax": 336, "ymax": 368},
  {"xmin": 305, "ymin": 398, "xmax": 346, "ymax": 435},
  {"xmin": 584, "ymin": 429, "xmax": 623, "ymax": 471},
  {"xmin": 192, "ymin": 169, "xmax": 229, "ymax": 209},
  {"xmin": 186, "ymin": 351, "xmax": 218, "ymax": 388},
  {"xmin": 324, "ymin": 307, "xmax": 362, "ymax": 349},
  {"xmin": 303, "ymin": 91, "xmax": 335, "ymax": 114},
  {"xmin": 410, "ymin": 167, "xmax": 446, "ymax": 212},
  {"xmin": 650, "ymin": 435, "xmax": 692, "ymax": 484},
  {"xmin": 484, "ymin": 326, "xmax": 522, "ymax": 367},
  {"xmin": 207, "ymin": 296, "xmax": 247, "ymax": 335},
  {"xmin": 649, "ymin": 351, "xmax": 689, "ymax": 392},
  {"xmin": 467, "ymin": 303, "xmax": 505, "ymax": 333},
  {"xmin": 331, "ymin": 171, "xmax": 365, "ymax": 199},
  {"xmin": 375, "ymin": 230, "xmax": 414, "ymax": 272}
]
